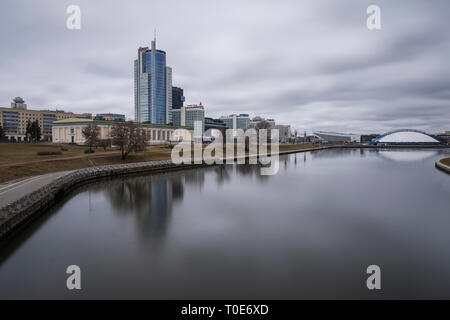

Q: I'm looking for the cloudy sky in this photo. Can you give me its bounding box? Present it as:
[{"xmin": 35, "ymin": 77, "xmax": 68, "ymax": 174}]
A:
[{"xmin": 1, "ymin": 0, "xmax": 449, "ymax": 134}]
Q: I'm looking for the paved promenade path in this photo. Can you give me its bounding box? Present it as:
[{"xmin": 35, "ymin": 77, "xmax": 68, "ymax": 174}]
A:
[{"xmin": 0, "ymin": 171, "xmax": 73, "ymax": 208}]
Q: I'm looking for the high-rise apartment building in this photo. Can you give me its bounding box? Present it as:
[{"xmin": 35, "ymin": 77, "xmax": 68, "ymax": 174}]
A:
[{"xmin": 134, "ymin": 38, "xmax": 172, "ymax": 124}]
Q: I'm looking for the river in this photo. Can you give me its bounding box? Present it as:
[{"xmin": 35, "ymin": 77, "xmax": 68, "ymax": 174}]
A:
[{"xmin": 0, "ymin": 148, "xmax": 449, "ymax": 299}]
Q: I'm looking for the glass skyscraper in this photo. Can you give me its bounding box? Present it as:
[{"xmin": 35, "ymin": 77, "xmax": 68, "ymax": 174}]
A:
[
  {"xmin": 134, "ymin": 39, "xmax": 172, "ymax": 124},
  {"xmin": 172, "ymin": 86, "xmax": 185, "ymax": 110}
]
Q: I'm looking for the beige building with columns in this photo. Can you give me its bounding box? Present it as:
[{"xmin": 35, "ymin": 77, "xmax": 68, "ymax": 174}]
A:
[{"xmin": 52, "ymin": 118, "xmax": 193, "ymax": 145}]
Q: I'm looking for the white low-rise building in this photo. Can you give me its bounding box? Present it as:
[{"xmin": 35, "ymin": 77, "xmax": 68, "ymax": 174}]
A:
[{"xmin": 52, "ymin": 118, "xmax": 193, "ymax": 145}]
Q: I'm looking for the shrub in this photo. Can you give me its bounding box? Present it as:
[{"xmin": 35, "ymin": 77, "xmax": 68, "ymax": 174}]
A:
[
  {"xmin": 37, "ymin": 151, "xmax": 62, "ymax": 156},
  {"xmin": 60, "ymin": 147, "xmax": 68, "ymax": 151}
]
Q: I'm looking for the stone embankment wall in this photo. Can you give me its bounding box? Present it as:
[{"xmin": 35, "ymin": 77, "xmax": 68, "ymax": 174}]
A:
[{"xmin": 435, "ymin": 158, "xmax": 450, "ymax": 174}]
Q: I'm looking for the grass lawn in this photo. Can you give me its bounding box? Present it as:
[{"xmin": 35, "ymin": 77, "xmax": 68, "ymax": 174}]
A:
[
  {"xmin": 0, "ymin": 143, "xmax": 111, "ymax": 164},
  {"xmin": 279, "ymin": 144, "xmax": 316, "ymax": 152},
  {"xmin": 0, "ymin": 143, "xmax": 172, "ymax": 184},
  {"xmin": 0, "ymin": 143, "xmax": 317, "ymax": 184},
  {"xmin": 441, "ymin": 158, "xmax": 450, "ymax": 166}
]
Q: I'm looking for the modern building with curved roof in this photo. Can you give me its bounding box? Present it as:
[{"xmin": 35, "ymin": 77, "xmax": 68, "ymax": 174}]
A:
[
  {"xmin": 313, "ymin": 131, "xmax": 360, "ymax": 143},
  {"xmin": 369, "ymin": 129, "xmax": 442, "ymax": 145}
]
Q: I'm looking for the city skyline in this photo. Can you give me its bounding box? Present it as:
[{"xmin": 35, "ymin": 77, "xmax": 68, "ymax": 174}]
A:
[
  {"xmin": 2, "ymin": 0, "xmax": 450, "ymax": 303},
  {"xmin": 0, "ymin": 0, "xmax": 449, "ymax": 134}
]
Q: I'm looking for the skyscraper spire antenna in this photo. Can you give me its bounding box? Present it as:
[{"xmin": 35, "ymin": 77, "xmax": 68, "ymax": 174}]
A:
[{"xmin": 154, "ymin": 28, "xmax": 156, "ymax": 42}]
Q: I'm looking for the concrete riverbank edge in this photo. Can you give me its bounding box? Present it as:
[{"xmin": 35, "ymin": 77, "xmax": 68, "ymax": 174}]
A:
[
  {"xmin": 435, "ymin": 158, "xmax": 450, "ymax": 174},
  {"xmin": 1, "ymin": 145, "xmax": 449, "ymax": 241}
]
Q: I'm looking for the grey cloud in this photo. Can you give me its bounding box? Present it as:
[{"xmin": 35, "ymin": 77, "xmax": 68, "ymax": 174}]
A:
[{"xmin": 0, "ymin": 0, "xmax": 449, "ymax": 133}]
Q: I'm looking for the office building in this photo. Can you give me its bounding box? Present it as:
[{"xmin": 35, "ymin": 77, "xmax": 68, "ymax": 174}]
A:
[
  {"xmin": 360, "ymin": 134, "xmax": 380, "ymax": 144},
  {"xmin": 0, "ymin": 97, "xmax": 91, "ymax": 142},
  {"xmin": 220, "ymin": 114, "xmax": 250, "ymax": 131},
  {"xmin": 236, "ymin": 114, "xmax": 250, "ymax": 130},
  {"xmin": 172, "ymin": 109, "xmax": 181, "ymax": 128},
  {"xmin": 274, "ymin": 125, "xmax": 292, "ymax": 143},
  {"xmin": 204, "ymin": 117, "xmax": 227, "ymax": 141},
  {"xmin": 172, "ymin": 86, "xmax": 185, "ymax": 110},
  {"xmin": 172, "ymin": 103, "xmax": 205, "ymax": 141},
  {"xmin": 166, "ymin": 66, "xmax": 173, "ymax": 124},
  {"xmin": 266, "ymin": 119, "xmax": 276, "ymax": 128},
  {"xmin": 204, "ymin": 117, "xmax": 227, "ymax": 133},
  {"xmin": 134, "ymin": 38, "xmax": 172, "ymax": 124}
]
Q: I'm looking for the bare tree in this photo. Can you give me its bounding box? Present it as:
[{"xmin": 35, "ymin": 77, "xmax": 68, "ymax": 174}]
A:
[
  {"xmin": 26, "ymin": 120, "xmax": 41, "ymax": 142},
  {"xmin": 255, "ymin": 120, "xmax": 271, "ymax": 131},
  {"xmin": 111, "ymin": 121, "xmax": 148, "ymax": 160},
  {"xmin": 0, "ymin": 125, "xmax": 5, "ymax": 142},
  {"xmin": 255, "ymin": 120, "xmax": 272, "ymax": 142},
  {"xmin": 99, "ymin": 139, "xmax": 112, "ymax": 151},
  {"xmin": 82, "ymin": 123, "xmax": 100, "ymax": 147}
]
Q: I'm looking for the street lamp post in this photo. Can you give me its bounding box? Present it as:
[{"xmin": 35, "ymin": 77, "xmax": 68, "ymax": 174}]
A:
[{"xmin": 88, "ymin": 140, "xmax": 91, "ymax": 167}]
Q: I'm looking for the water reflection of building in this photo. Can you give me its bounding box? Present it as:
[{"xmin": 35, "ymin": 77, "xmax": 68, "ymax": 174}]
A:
[
  {"xmin": 184, "ymin": 169, "xmax": 206, "ymax": 189},
  {"xmin": 102, "ymin": 173, "xmax": 185, "ymax": 246},
  {"xmin": 93, "ymin": 163, "xmax": 279, "ymax": 245},
  {"xmin": 375, "ymin": 150, "xmax": 437, "ymax": 162},
  {"xmin": 309, "ymin": 148, "xmax": 359, "ymax": 159},
  {"xmin": 145, "ymin": 177, "xmax": 183, "ymax": 245}
]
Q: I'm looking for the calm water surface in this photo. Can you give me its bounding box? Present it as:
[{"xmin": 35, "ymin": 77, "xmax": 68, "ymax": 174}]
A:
[{"xmin": 0, "ymin": 148, "xmax": 449, "ymax": 299}]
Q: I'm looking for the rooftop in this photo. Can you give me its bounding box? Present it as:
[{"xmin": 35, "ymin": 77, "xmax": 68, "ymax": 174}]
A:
[{"xmin": 53, "ymin": 118, "xmax": 192, "ymax": 129}]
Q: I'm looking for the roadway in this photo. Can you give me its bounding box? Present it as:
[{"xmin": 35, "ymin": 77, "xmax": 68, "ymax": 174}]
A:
[{"xmin": 0, "ymin": 171, "xmax": 73, "ymax": 208}]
